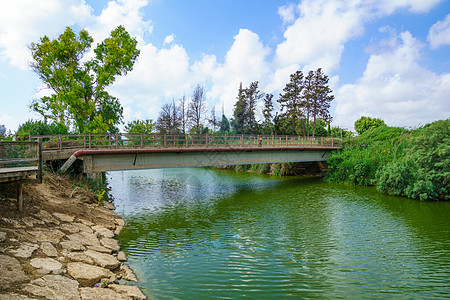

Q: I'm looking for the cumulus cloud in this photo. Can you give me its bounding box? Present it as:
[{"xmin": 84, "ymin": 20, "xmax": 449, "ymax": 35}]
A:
[
  {"xmin": 334, "ymin": 31, "xmax": 450, "ymax": 128},
  {"xmin": 278, "ymin": 3, "xmax": 297, "ymax": 24},
  {"xmin": 428, "ymin": 14, "xmax": 450, "ymax": 49},
  {"xmin": 164, "ymin": 34, "xmax": 175, "ymax": 45},
  {"xmin": 0, "ymin": 0, "xmax": 92, "ymax": 69}
]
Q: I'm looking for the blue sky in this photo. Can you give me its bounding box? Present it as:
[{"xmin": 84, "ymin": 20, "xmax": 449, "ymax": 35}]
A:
[{"xmin": 1, "ymin": 0, "xmax": 449, "ymax": 132}]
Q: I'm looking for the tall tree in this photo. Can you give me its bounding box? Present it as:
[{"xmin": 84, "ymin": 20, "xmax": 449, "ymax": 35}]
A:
[
  {"xmin": 232, "ymin": 82, "xmax": 247, "ymax": 134},
  {"xmin": 262, "ymin": 93, "xmax": 274, "ymax": 134},
  {"xmin": 178, "ymin": 94, "xmax": 188, "ymax": 134},
  {"xmin": 245, "ymin": 81, "xmax": 263, "ymax": 133},
  {"xmin": 219, "ymin": 114, "xmax": 230, "ymax": 133},
  {"xmin": 209, "ymin": 107, "xmax": 219, "ymax": 132},
  {"xmin": 309, "ymin": 68, "xmax": 334, "ymax": 138},
  {"xmin": 278, "ymin": 70, "xmax": 305, "ymax": 135},
  {"xmin": 187, "ymin": 84, "xmax": 207, "ymax": 134},
  {"xmin": 29, "ymin": 26, "xmax": 139, "ymax": 133},
  {"xmin": 156, "ymin": 101, "xmax": 181, "ymax": 134},
  {"xmin": 354, "ymin": 116, "xmax": 386, "ymax": 135}
]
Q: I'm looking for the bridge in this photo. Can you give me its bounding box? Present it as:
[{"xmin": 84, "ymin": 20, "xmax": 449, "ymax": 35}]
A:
[{"xmin": 31, "ymin": 133, "xmax": 341, "ymax": 174}]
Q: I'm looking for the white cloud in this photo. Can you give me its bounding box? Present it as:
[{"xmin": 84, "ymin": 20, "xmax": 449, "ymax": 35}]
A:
[
  {"xmin": 164, "ymin": 34, "xmax": 175, "ymax": 45},
  {"xmin": 334, "ymin": 31, "xmax": 450, "ymax": 128},
  {"xmin": 0, "ymin": 0, "xmax": 92, "ymax": 69},
  {"xmin": 278, "ymin": 3, "xmax": 297, "ymax": 24},
  {"xmin": 428, "ymin": 14, "xmax": 450, "ymax": 49}
]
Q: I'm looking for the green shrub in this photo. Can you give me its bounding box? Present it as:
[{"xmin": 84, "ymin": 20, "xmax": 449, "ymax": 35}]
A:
[{"xmin": 16, "ymin": 120, "xmax": 69, "ymax": 141}]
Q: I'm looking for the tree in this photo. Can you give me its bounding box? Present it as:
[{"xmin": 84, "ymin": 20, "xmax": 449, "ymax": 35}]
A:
[
  {"xmin": 178, "ymin": 95, "xmax": 188, "ymax": 134},
  {"xmin": 29, "ymin": 26, "xmax": 140, "ymax": 133},
  {"xmin": 188, "ymin": 85, "xmax": 207, "ymax": 134},
  {"xmin": 0, "ymin": 125, "xmax": 6, "ymax": 137},
  {"xmin": 278, "ymin": 70, "xmax": 305, "ymax": 135},
  {"xmin": 208, "ymin": 107, "xmax": 219, "ymax": 132},
  {"xmin": 232, "ymin": 82, "xmax": 247, "ymax": 134},
  {"xmin": 262, "ymin": 93, "xmax": 274, "ymax": 134},
  {"xmin": 219, "ymin": 114, "xmax": 230, "ymax": 133},
  {"xmin": 308, "ymin": 68, "xmax": 334, "ymax": 138},
  {"xmin": 245, "ymin": 81, "xmax": 263, "ymax": 133},
  {"xmin": 354, "ymin": 116, "xmax": 386, "ymax": 135},
  {"xmin": 15, "ymin": 120, "xmax": 69, "ymax": 141},
  {"xmin": 124, "ymin": 119, "xmax": 155, "ymax": 135},
  {"xmin": 156, "ymin": 101, "xmax": 181, "ymax": 134}
]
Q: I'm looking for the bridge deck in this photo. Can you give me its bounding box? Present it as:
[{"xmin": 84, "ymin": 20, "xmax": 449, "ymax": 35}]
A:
[{"xmin": 0, "ymin": 166, "xmax": 39, "ymax": 183}]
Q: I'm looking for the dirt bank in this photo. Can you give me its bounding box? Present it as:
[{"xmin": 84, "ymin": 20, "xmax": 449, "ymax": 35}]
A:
[{"xmin": 0, "ymin": 172, "xmax": 146, "ymax": 299}]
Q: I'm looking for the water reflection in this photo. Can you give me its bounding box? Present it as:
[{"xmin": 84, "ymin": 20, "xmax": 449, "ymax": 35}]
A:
[{"xmin": 107, "ymin": 168, "xmax": 450, "ymax": 299}]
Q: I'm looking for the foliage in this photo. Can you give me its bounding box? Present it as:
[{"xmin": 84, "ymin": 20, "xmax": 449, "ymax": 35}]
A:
[
  {"xmin": 29, "ymin": 26, "xmax": 140, "ymax": 133},
  {"xmin": 376, "ymin": 120, "xmax": 449, "ymax": 201},
  {"xmin": 125, "ymin": 119, "xmax": 155, "ymax": 135},
  {"xmin": 354, "ymin": 116, "xmax": 386, "ymax": 135},
  {"xmin": 16, "ymin": 119, "xmax": 69, "ymax": 141},
  {"xmin": 278, "ymin": 70, "xmax": 305, "ymax": 135},
  {"xmin": 326, "ymin": 120, "xmax": 449, "ymax": 201},
  {"xmin": 156, "ymin": 101, "xmax": 181, "ymax": 134},
  {"xmin": 232, "ymin": 82, "xmax": 263, "ymax": 134},
  {"xmin": 330, "ymin": 127, "xmax": 353, "ymax": 138},
  {"xmin": 219, "ymin": 114, "xmax": 230, "ymax": 133},
  {"xmin": 262, "ymin": 94, "xmax": 274, "ymax": 134},
  {"xmin": 178, "ymin": 95, "xmax": 188, "ymax": 134}
]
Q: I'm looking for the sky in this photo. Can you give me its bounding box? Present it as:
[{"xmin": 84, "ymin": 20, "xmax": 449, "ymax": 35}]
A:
[{"xmin": 1, "ymin": 0, "xmax": 449, "ymax": 133}]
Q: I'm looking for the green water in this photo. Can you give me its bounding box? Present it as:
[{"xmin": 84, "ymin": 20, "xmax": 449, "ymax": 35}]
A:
[{"xmin": 107, "ymin": 168, "xmax": 450, "ymax": 299}]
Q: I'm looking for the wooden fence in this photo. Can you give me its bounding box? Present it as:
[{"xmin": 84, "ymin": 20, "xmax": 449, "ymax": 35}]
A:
[{"xmin": 30, "ymin": 134, "xmax": 341, "ymax": 151}]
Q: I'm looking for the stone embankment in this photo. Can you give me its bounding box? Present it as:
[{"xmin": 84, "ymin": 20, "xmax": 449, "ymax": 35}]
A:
[{"xmin": 0, "ymin": 173, "xmax": 146, "ymax": 300}]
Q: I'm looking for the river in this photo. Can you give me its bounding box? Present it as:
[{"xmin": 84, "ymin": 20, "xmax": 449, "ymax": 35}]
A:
[{"xmin": 107, "ymin": 168, "xmax": 450, "ymax": 299}]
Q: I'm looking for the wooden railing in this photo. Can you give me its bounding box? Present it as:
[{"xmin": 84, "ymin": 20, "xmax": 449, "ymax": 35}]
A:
[
  {"xmin": 0, "ymin": 140, "xmax": 43, "ymax": 183},
  {"xmin": 30, "ymin": 134, "xmax": 341, "ymax": 151}
]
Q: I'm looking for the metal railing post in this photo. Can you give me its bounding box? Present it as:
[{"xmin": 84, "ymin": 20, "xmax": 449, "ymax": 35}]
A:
[
  {"xmin": 37, "ymin": 138, "xmax": 43, "ymax": 183},
  {"xmin": 88, "ymin": 133, "xmax": 92, "ymax": 149},
  {"xmin": 164, "ymin": 135, "xmax": 167, "ymax": 148}
]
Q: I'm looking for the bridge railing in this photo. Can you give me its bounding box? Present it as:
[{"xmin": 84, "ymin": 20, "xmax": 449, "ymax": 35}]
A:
[
  {"xmin": 30, "ymin": 134, "xmax": 341, "ymax": 151},
  {"xmin": 0, "ymin": 140, "xmax": 43, "ymax": 183}
]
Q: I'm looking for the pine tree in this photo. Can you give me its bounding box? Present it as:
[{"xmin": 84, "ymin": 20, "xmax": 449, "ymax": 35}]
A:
[
  {"xmin": 262, "ymin": 93, "xmax": 274, "ymax": 134},
  {"xmin": 232, "ymin": 82, "xmax": 247, "ymax": 134},
  {"xmin": 156, "ymin": 100, "xmax": 181, "ymax": 134},
  {"xmin": 245, "ymin": 81, "xmax": 263, "ymax": 134},
  {"xmin": 278, "ymin": 70, "xmax": 305, "ymax": 135},
  {"xmin": 310, "ymin": 68, "xmax": 334, "ymax": 138}
]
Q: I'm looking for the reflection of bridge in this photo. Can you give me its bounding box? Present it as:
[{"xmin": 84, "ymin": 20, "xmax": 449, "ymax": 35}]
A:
[{"xmin": 33, "ymin": 133, "xmax": 341, "ymax": 174}]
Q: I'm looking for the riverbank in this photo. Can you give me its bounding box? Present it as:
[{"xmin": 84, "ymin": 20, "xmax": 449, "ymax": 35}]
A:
[{"xmin": 0, "ymin": 172, "xmax": 146, "ymax": 299}]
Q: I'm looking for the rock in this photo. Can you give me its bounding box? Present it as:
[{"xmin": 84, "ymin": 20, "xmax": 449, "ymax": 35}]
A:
[
  {"xmin": 87, "ymin": 245, "xmax": 112, "ymax": 254},
  {"xmin": 84, "ymin": 250, "xmax": 120, "ymax": 270},
  {"xmin": 92, "ymin": 225, "xmax": 115, "ymax": 239},
  {"xmin": 79, "ymin": 287, "xmax": 129, "ymax": 300},
  {"xmin": 103, "ymin": 201, "xmax": 116, "ymax": 210},
  {"xmin": 65, "ymin": 252, "xmax": 94, "ymax": 265},
  {"xmin": 35, "ymin": 210, "xmax": 60, "ymax": 225},
  {"xmin": 53, "ymin": 212, "xmax": 75, "ymax": 223},
  {"xmin": 114, "ymin": 225, "xmax": 124, "ymax": 236},
  {"xmin": 115, "ymin": 218, "xmax": 125, "ymax": 227},
  {"xmin": 67, "ymin": 231, "xmax": 100, "ymax": 247},
  {"xmin": 23, "ymin": 274, "xmax": 80, "ymax": 300},
  {"xmin": 29, "ymin": 229, "xmax": 65, "ymax": 245},
  {"xmin": 109, "ymin": 284, "xmax": 146, "ymax": 300},
  {"xmin": 0, "ymin": 254, "xmax": 28, "ymax": 288},
  {"xmin": 60, "ymin": 223, "xmax": 80, "ymax": 234},
  {"xmin": 100, "ymin": 237, "xmax": 120, "ymax": 251},
  {"xmin": 0, "ymin": 231, "xmax": 6, "ymax": 242},
  {"xmin": 22, "ymin": 217, "xmax": 44, "ymax": 227},
  {"xmin": 7, "ymin": 242, "xmax": 39, "ymax": 259},
  {"xmin": 79, "ymin": 218, "xmax": 94, "ymax": 226},
  {"xmin": 0, "ymin": 293, "xmax": 36, "ymax": 300},
  {"xmin": 117, "ymin": 251, "xmax": 127, "ymax": 262},
  {"xmin": 119, "ymin": 265, "xmax": 139, "ymax": 282},
  {"xmin": 73, "ymin": 222, "xmax": 94, "ymax": 233},
  {"xmin": 41, "ymin": 241, "xmax": 58, "ymax": 257},
  {"xmin": 67, "ymin": 262, "xmax": 115, "ymax": 287},
  {"xmin": 60, "ymin": 240, "xmax": 86, "ymax": 251},
  {"xmin": 30, "ymin": 257, "xmax": 62, "ymax": 274}
]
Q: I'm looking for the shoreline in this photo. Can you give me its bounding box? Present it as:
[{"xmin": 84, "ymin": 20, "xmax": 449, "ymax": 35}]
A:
[{"xmin": 0, "ymin": 172, "xmax": 147, "ymax": 299}]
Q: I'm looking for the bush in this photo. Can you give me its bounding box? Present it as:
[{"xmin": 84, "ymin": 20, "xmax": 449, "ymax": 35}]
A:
[
  {"xmin": 327, "ymin": 119, "xmax": 449, "ymax": 201},
  {"xmin": 16, "ymin": 120, "xmax": 69, "ymax": 141}
]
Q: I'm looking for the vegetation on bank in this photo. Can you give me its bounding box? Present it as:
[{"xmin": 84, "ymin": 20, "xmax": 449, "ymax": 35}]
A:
[{"xmin": 326, "ymin": 119, "xmax": 449, "ymax": 201}]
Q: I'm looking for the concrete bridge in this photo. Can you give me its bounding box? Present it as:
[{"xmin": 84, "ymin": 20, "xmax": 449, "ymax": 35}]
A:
[{"xmin": 33, "ymin": 133, "xmax": 341, "ymax": 174}]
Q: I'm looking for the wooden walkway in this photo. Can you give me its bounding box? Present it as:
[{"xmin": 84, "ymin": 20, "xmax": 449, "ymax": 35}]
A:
[{"xmin": 0, "ymin": 140, "xmax": 42, "ymax": 211}]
